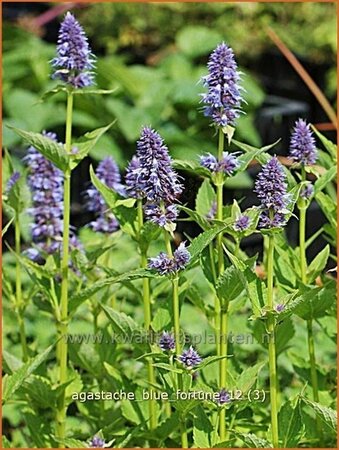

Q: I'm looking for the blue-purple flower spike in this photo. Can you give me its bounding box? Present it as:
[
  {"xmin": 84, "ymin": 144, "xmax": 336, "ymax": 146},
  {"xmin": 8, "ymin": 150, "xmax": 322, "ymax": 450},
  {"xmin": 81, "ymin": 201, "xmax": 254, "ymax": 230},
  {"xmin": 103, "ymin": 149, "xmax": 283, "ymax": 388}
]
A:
[
  {"xmin": 85, "ymin": 157, "xmax": 124, "ymax": 233},
  {"xmin": 234, "ymin": 215, "xmax": 250, "ymax": 232},
  {"xmin": 254, "ymin": 156, "xmax": 289, "ymax": 229},
  {"xmin": 201, "ymin": 42, "xmax": 242, "ymax": 127},
  {"xmin": 52, "ymin": 12, "xmax": 95, "ymax": 88},
  {"xmin": 148, "ymin": 242, "xmax": 190, "ymax": 275},
  {"xmin": 159, "ymin": 331, "xmax": 175, "ymax": 351},
  {"xmin": 179, "ymin": 346, "xmax": 202, "ymax": 369},
  {"xmin": 200, "ymin": 151, "xmax": 239, "ymax": 176},
  {"xmin": 289, "ymin": 119, "xmax": 317, "ymax": 166}
]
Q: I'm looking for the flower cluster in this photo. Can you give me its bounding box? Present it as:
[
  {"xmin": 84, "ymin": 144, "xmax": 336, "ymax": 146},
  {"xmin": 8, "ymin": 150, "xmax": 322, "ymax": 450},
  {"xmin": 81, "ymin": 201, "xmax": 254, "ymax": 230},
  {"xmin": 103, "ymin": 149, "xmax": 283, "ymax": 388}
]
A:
[
  {"xmin": 85, "ymin": 157, "xmax": 124, "ymax": 233},
  {"xmin": 216, "ymin": 388, "xmax": 231, "ymax": 405},
  {"xmin": 52, "ymin": 12, "xmax": 95, "ymax": 88},
  {"xmin": 254, "ymin": 156, "xmax": 289, "ymax": 229},
  {"xmin": 200, "ymin": 152, "xmax": 239, "ymax": 176},
  {"xmin": 89, "ymin": 436, "xmax": 105, "ymax": 448},
  {"xmin": 179, "ymin": 346, "xmax": 202, "ymax": 369},
  {"xmin": 159, "ymin": 331, "xmax": 175, "ymax": 351},
  {"xmin": 289, "ymin": 119, "xmax": 317, "ymax": 166},
  {"xmin": 201, "ymin": 42, "xmax": 242, "ymax": 128},
  {"xmin": 148, "ymin": 242, "xmax": 190, "ymax": 275},
  {"xmin": 125, "ymin": 127, "xmax": 183, "ymax": 228},
  {"xmin": 233, "ymin": 215, "xmax": 250, "ymax": 232},
  {"xmin": 300, "ymin": 183, "xmax": 314, "ymax": 200}
]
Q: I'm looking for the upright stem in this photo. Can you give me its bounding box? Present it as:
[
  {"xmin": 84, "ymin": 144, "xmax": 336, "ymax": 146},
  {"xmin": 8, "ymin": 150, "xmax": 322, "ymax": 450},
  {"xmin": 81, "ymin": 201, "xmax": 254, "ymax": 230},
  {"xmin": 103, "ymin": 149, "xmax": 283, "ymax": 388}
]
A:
[
  {"xmin": 299, "ymin": 168, "xmax": 322, "ymax": 443},
  {"xmin": 137, "ymin": 201, "xmax": 157, "ymax": 430},
  {"xmin": 56, "ymin": 91, "xmax": 73, "ymax": 444},
  {"xmin": 219, "ymin": 299, "xmax": 229, "ymax": 442},
  {"xmin": 15, "ymin": 212, "xmax": 28, "ymax": 362},
  {"xmin": 267, "ymin": 235, "xmax": 279, "ymax": 448},
  {"xmin": 164, "ymin": 231, "xmax": 187, "ymax": 448}
]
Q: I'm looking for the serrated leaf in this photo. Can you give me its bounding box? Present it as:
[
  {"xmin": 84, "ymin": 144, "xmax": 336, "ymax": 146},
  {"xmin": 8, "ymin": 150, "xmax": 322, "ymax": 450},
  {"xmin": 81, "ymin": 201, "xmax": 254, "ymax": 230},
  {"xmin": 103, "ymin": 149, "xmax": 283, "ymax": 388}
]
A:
[
  {"xmin": 293, "ymin": 284, "xmax": 335, "ymax": 321},
  {"xmin": 193, "ymin": 405, "xmax": 213, "ymax": 448},
  {"xmin": 195, "ymin": 179, "xmax": 216, "ymax": 217},
  {"xmin": 230, "ymin": 363, "xmax": 265, "ymax": 392},
  {"xmin": 233, "ymin": 431, "xmax": 272, "ymax": 448},
  {"xmin": 311, "ymin": 126, "xmax": 337, "ymax": 161},
  {"xmin": 100, "ymin": 303, "xmax": 141, "ymax": 339},
  {"xmin": 71, "ymin": 121, "xmax": 116, "ymax": 169},
  {"xmin": 69, "ymin": 269, "xmax": 155, "ymax": 313},
  {"xmin": 6, "ymin": 125, "xmax": 69, "ymax": 171},
  {"xmin": 187, "ymin": 223, "xmax": 229, "ymax": 264},
  {"xmin": 302, "ymin": 398, "xmax": 337, "ymax": 435},
  {"xmin": 307, "ymin": 245, "xmax": 330, "ymax": 282},
  {"xmin": 2, "ymin": 343, "xmax": 54, "ymax": 403},
  {"xmin": 314, "ymin": 166, "xmax": 337, "ymax": 194},
  {"xmin": 278, "ymin": 398, "xmax": 304, "ymax": 448},
  {"xmin": 216, "ymin": 266, "xmax": 246, "ymax": 301}
]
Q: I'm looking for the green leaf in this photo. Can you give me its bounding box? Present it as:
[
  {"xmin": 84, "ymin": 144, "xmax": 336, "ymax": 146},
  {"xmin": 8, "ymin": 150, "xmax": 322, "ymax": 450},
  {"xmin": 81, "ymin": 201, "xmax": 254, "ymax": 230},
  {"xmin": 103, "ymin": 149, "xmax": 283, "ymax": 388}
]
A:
[
  {"xmin": 193, "ymin": 405, "xmax": 213, "ymax": 448},
  {"xmin": 69, "ymin": 269, "xmax": 156, "ymax": 313},
  {"xmin": 307, "ymin": 245, "xmax": 330, "ymax": 282},
  {"xmin": 2, "ymin": 436, "xmax": 12, "ymax": 448},
  {"xmin": 89, "ymin": 164, "xmax": 117, "ymax": 209},
  {"xmin": 139, "ymin": 221, "xmax": 161, "ymax": 252},
  {"xmin": 2, "ymin": 343, "xmax": 54, "ymax": 403},
  {"xmin": 73, "ymin": 87, "xmax": 118, "ymax": 96},
  {"xmin": 180, "ymin": 206, "xmax": 211, "ymax": 231},
  {"xmin": 176, "ymin": 26, "xmax": 222, "ymax": 58},
  {"xmin": 311, "ymin": 126, "xmax": 337, "ymax": 161},
  {"xmin": 230, "ymin": 363, "xmax": 265, "ymax": 392},
  {"xmin": 71, "ymin": 121, "xmax": 116, "ymax": 169},
  {"xmin": 153, "ymin": 363, "xmax": 183, "ymax": 374},
  {"xmin": 293, "ymin": 284, "xmax": 335, "ymax": 321},
  {"xmin": 216, "ymin": 266, "xmax": 246, "ymax": 301},
  {"xmin": 195, "ymin": 179, "xmax": 216, "ymax": 217},
  {"xmin": 187, "ymin": 223, "xmax": 229, "ymax": 264},
  {"xmin": 314, "ymin": 166, "xmax": 337, "ymax": 194},
  {"xmin": 315, "ymin": 191, "xmax": 337, "ymax": 230},
  {"xmin": 39, "ymin": 84, "xmax": 67, "ymax": 102},
  {"xmin": 6, "ymin": 125, "xmax": 69, "ymax": 171},
  {"xmin": 198, "ymin": 355, "xmax": 230, "ymax": 370},
  {"xmin": 233, "ymin": 432, "xmax": 272, "ymax": 448},
  {"xmin": 22, "ymin": 375, "xmax": 55, "ymax": 409},
  {"xmin": 278, "ymin": 398, "xmax": 304, "ymax": 447},
  {"xmin": 302, "ymin": 397, "xmax": 337, "ymax": 435},
  {"xmin": 152, "ymin": 307, "xmax": 171, "ymax": 332},
  {"xmin": 100, "ymin": 303, "xmax": 141, "ymax": 338}
]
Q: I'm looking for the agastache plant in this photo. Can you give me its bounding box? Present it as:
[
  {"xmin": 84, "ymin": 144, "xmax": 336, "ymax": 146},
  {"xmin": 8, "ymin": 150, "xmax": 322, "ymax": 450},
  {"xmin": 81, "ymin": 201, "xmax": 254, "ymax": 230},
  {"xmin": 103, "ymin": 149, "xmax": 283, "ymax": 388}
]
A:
[
  {"xmin": 288, "ymin": 119, "xmax": 322, "ymax": 440},
  {"xmin": 254, "ymin": 156, "xmax": 291, "ymax": 448},
  {"xmin": 200, "ymin": 42, "xmax": 243, "ymax": 442}
]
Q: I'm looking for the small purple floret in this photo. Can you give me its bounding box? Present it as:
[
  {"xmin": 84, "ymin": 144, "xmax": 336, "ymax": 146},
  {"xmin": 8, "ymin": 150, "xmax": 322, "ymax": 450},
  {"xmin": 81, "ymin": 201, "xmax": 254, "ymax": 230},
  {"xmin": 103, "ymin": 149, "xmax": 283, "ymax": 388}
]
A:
[
  {"xmin": 89, "ymin": 436, "xmax": 105, "ymax": 448},
  {"xmin": 173, "ymin": 242, "xmax": 191, "ymax": 270},
  {"xmin": 200, "ymin": 152, "xmax": 239, "ymax": 176},
  {"xmin": 52, "ymin": 12, "xmax": 95, "ymax": 88},
  {"xmin": 216, "ymin": 388, "xmax": 231, "ymax": 405},
  {"xmin": 201, "ymin": 42, "xmax": 243, "ymax": 127},
  {"xmin": 179, "ymin": 346, "xmax": 202, "ymax": 369},
  {"xmin": 159, "ymin": 331, "xmax": 175, "ymax": 351},
  {"xmin": 275, "ymin": 304, "xmax": 285, "ymax": 313},
  {"xmin": 300, "ymin": 183, "xmax": 314, "ymax": 200},
  {"xmin": 148, "ymin": 242, "xmax": 190, "ymax": 275},
  {"xmin": 289, "ymin": 119, "xmax": 317, "ymax": 166},
  {"xmin": 234, "ymin": 215, "xmax": 250, "ymax": 232},
  {"xmin": 200, "ymin": 153, "xmax": 218, "ymax": 171}
]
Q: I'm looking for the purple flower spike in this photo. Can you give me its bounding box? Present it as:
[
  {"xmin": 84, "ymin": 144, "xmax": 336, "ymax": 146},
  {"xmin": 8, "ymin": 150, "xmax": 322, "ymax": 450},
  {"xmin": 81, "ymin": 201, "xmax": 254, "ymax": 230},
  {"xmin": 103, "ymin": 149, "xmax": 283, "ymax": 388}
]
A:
[
  {"xmin": 200, "ymin": 153, "xmax": 218, "ymax": 171},
  {"xmin": 173, "ymin": 242, "xmax": 191, "ymax": 270},
  {"xmin": 5, "ymin": 171, "xmax": 20, "ymax": 194},
  {"xmin": 234, "ymin": 215, "xmax": 250, "ymax": 232},
  {"xmin": 216, "ymin": 388, "xmax": 231, "ymax": 405},
  {"xmin": 52, "ymin": 12, "xmax": 95, "ymax": 88},
  {"xmin": 159, "ymin": 331, "xmax": 175, "ymax": 351},
  {"xmin": 85, "ymin": 157, "xmax": 124, "ymax": 233},
  {"xmin": 179, "ymin": 346, "xmax": 202, "ymax": 369},
  {"xmin": 289, "ymin": 119, "xmax": 317, "ymax": 166},
  {"xmin": 300, "ymin": 183, "xmax": 314, "ymax": 200},
  {"xmin": 89, "ymin": 436, "xmax": 105, "ymax": 448},
  {"xmin": 125, "ymin": 156, "xmax": 143, "ymax": 199},
  {"xmin": 133, "ymin": 127, "xmax": 183, "ymax": 203},
  {"xmin": 254, "ymin": 156, "xmax": 289, "ymax": 229},
  {"xmin": 201, "ymin": 42, "xmax": 243, "ymax": 127}
]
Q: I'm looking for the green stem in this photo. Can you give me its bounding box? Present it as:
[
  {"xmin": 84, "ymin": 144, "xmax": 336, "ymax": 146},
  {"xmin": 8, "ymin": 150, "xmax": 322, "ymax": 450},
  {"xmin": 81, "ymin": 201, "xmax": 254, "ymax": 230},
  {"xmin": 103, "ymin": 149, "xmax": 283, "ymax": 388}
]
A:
[
  {"xmin": 137, "ymin": 200, "xmax": 157, "ymax": 429},
  {"xmin": 219, "ymin": 299, "xmax": 229, "ymax": 442},
  {"xmin": 209, "ymin": 243, "xmax": 220, "ymax": 356},
  {"xmin": 299, "ymin": 168, "xmax": 322, "ymax": 444},
  {"xmin": 267, "ymin": 235, "xmax": 279, "ymax": 448},
  {"xmin": 56, "ymin": 91, "xmax": 73, "ymax": 444},
  {"xmin": 15, "ymin": 212, "xmax": 28, "ymax": 362}
]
